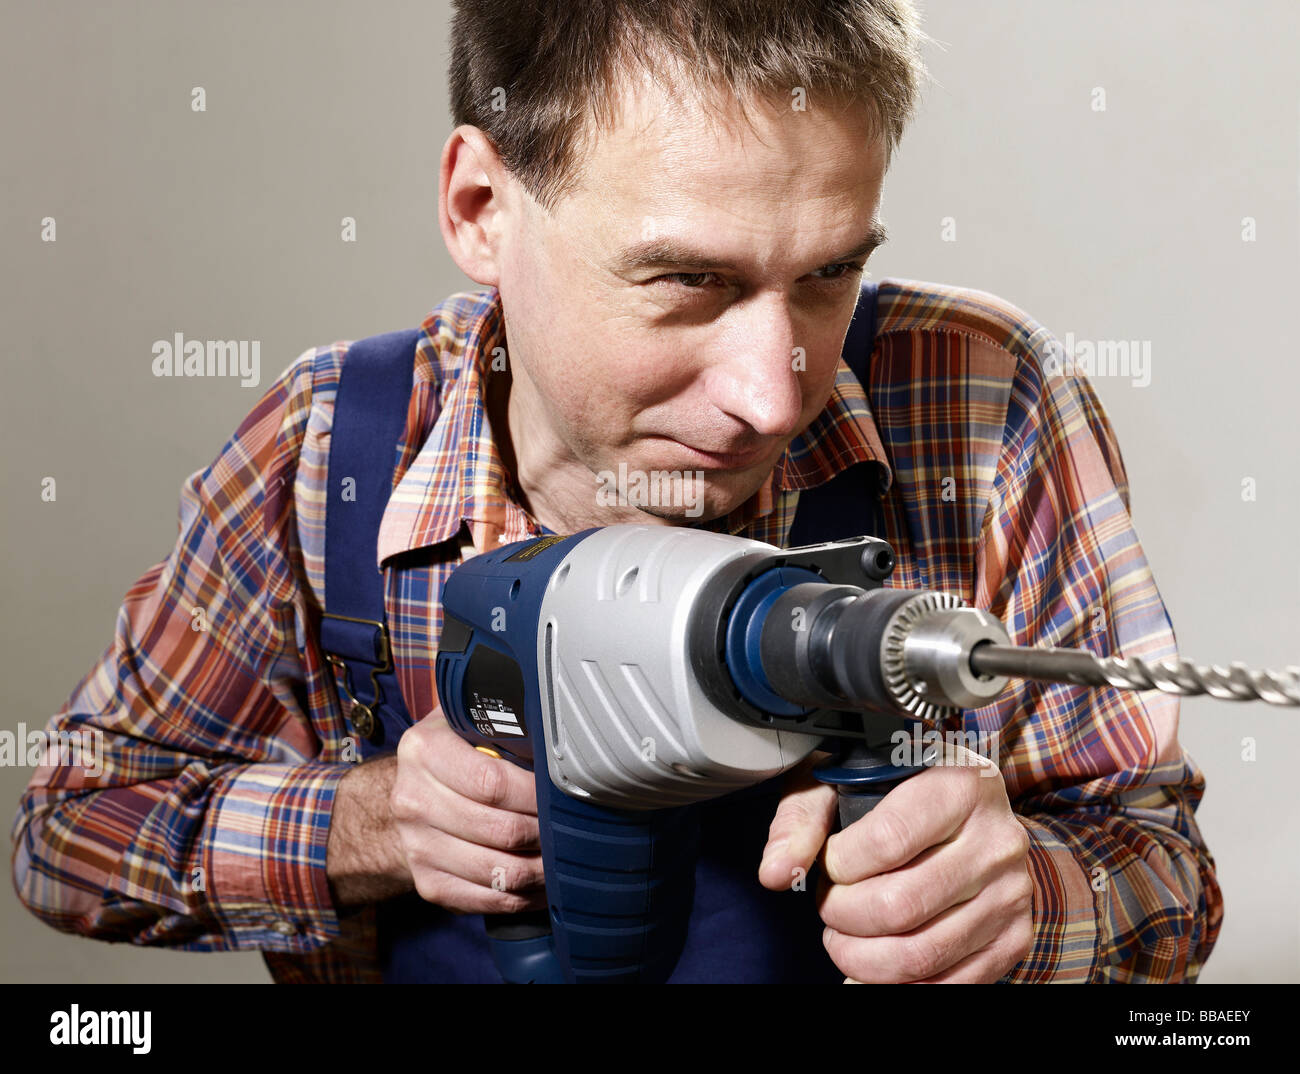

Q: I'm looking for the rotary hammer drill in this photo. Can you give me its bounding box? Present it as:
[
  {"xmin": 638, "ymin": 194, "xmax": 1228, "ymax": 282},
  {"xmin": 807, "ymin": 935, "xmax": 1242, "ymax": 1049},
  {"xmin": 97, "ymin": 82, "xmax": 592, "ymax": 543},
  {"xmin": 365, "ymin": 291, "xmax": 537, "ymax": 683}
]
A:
[{"xmin": 433, "ymin": 523, "xmax": 1299, "ymax": 983}]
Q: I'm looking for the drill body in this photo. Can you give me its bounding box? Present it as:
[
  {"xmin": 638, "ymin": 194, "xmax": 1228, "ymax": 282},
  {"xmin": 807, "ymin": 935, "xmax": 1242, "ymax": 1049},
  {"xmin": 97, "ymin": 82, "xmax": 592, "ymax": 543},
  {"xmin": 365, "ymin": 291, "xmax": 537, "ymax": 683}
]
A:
[{"xmin": 434, "ymin": 524, "xmax": 1010, "ymax": 982}]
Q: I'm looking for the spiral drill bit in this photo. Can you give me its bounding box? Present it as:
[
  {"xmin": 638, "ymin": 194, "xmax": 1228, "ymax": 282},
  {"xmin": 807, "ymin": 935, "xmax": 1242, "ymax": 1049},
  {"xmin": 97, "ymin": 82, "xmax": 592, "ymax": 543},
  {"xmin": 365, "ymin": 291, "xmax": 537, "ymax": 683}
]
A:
[
  {"xmin": 877, "ymin": 597, "xmax": 1300, "ymax": 718},
  {"xmin": 967, "ymin": 644, "xmax": 1300, "ymax": 707}
]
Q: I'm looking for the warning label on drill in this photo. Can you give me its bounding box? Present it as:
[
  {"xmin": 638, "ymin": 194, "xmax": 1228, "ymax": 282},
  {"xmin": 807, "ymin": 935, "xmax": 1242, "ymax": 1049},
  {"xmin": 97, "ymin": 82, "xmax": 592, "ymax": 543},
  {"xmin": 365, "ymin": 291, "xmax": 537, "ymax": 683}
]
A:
[
  {"xmin": 468, "ymin": 692, "xmax": 526, "ymax": 737},
  {"xmin": 505, "ymin": 534, "xmax": 568, "ymax": 562}
]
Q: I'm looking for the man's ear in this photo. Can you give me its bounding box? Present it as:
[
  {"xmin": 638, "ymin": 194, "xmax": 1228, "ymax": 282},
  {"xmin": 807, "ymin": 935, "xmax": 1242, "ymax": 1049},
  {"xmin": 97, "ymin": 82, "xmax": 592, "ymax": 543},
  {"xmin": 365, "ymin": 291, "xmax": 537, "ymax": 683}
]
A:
[{"xmin": 439, "ymin": 125, "xmax": 510, "ymax": 287}]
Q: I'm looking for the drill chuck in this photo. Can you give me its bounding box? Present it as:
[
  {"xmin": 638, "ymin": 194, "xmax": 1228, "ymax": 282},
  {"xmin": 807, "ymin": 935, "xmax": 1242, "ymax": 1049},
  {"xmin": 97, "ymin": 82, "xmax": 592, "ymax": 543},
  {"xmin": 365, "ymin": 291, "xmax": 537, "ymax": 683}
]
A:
[{"xmin": 755, "ymin": 583, "xmax": 1012, "ymax": 721}]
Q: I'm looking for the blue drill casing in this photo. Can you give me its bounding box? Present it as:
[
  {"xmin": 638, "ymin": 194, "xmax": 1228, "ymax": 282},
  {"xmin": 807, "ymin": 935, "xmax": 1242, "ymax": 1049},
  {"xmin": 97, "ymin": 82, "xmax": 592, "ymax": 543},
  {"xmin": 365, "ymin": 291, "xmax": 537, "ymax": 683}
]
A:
[{"xmin": 435, "ymin": 529, "xmax": 697, "ymax": 983}]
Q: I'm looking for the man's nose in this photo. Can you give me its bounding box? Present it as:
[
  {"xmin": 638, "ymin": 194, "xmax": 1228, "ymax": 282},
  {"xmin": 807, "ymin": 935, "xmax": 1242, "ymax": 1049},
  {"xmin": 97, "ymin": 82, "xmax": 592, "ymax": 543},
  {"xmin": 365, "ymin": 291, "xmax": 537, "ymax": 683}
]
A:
[{"xmin": 706, "ymin": 306, "xmax": 806, "ymax": 438}]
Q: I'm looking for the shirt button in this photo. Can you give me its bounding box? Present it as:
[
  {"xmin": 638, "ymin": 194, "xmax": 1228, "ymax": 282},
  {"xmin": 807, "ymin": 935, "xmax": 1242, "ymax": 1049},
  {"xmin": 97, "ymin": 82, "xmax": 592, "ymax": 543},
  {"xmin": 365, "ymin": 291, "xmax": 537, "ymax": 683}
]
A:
[{"xmin": 268, "ymin": 919, "xmax": 298, "ymax": 937}]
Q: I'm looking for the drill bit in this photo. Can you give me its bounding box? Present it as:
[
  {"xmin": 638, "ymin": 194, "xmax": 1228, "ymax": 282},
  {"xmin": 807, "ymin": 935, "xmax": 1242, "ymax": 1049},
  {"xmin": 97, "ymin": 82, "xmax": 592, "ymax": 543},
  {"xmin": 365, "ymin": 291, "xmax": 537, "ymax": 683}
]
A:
[{"xmin": 967, "ymin": 644, "xmax": 1300, "ymax": 707}]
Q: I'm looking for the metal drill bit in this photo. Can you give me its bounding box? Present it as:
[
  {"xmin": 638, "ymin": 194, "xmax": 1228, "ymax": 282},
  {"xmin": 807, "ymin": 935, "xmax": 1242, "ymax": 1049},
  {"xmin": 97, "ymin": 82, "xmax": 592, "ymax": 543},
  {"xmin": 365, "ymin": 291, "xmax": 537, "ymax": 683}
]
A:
[{"xmin": 967, "ymin": 644, "xmax": 1300, "ymax": 707}]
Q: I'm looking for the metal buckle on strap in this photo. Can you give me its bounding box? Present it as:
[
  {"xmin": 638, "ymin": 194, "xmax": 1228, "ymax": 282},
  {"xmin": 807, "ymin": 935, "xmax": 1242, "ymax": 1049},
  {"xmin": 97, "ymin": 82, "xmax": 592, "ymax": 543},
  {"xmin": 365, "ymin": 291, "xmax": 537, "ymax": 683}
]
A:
[{"xmin": 320, "ymin": 612, "xmax": 393, "ymax": 741}]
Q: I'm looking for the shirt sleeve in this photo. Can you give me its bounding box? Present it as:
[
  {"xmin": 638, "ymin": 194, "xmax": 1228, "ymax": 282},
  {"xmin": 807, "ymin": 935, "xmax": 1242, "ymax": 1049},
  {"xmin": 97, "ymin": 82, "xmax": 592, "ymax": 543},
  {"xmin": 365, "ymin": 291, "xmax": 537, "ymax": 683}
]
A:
[
  {"xmin": 9, "ymin": 344, "xmax": 358, "ymax": 955},
  {"xmin": 970, "ymin": 343, "xmax": 1223, "ymax": 983}
]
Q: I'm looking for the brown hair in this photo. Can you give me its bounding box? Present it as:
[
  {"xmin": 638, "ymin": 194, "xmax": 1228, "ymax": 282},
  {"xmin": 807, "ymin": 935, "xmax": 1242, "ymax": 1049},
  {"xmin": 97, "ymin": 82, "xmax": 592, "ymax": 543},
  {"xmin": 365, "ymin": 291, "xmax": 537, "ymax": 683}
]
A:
[{"xmin": 449, "ymin": 0, "xmax": 931, "ymax": 213}]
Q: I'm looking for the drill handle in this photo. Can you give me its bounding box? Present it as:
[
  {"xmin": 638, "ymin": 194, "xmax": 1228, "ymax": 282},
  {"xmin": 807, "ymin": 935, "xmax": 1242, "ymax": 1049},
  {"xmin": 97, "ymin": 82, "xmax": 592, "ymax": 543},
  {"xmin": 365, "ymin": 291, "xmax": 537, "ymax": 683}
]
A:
[
  {"xmin": 813, "ymin": 738, "xmax": 931, "ymax": 829},
  {"xmin": 486, "ymin": 768, "xmax": 701, "ymax": 983},
  {"xmin": 836, "ymin": 786, "xmax": 890, "ymax": 828}
]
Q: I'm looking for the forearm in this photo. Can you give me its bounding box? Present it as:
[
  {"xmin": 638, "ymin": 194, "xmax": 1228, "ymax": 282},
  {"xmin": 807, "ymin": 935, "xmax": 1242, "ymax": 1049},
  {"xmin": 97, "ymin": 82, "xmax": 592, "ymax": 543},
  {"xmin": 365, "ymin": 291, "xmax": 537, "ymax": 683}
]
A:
[
  {"xmin": 12, "ymin": 755, "xmax": 357, "ymax": 952},
  {"xmin": 325, "ymin": 755, "xmax": 414, "ymax": 907}
]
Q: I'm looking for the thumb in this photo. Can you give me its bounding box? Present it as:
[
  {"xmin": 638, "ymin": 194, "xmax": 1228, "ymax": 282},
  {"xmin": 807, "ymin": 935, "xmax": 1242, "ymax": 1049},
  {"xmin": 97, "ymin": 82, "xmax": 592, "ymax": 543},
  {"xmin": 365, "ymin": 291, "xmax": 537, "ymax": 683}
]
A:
[{"xmin": 758, "ymin": 756, "xmax": 837, "ymax": 891}]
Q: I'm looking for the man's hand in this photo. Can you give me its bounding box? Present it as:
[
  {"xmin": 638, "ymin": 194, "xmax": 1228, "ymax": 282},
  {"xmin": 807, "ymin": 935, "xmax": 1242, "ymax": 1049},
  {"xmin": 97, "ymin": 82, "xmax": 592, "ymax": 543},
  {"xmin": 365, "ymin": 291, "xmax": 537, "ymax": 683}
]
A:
[
  {"xmin": 388, "ymin": 705, "xmax": 547, "ymax": 915},
  {"xmin": 758, "ymin": 744, "xmax": 1034, "ymax": 983}
]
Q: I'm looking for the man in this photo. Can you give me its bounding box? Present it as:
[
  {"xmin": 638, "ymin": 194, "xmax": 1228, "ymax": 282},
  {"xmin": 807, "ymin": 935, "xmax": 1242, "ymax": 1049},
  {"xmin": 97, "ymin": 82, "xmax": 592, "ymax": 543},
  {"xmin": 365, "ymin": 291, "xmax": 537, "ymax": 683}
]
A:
[{"xmin": 11, "ymin": 0, "xmax": 1221, "ymax": 982}]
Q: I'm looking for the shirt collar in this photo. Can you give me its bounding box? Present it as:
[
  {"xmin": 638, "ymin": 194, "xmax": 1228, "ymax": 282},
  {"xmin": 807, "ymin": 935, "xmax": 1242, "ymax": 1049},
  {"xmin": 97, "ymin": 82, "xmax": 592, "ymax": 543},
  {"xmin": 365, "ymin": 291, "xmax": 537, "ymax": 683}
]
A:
[
  {"xmin": 376, "ymin": 288, "xmax": 520, "ymax": 563},
  {"xmin": 377, "ymin": 286, "xmax": 893, "ymax": 564}
]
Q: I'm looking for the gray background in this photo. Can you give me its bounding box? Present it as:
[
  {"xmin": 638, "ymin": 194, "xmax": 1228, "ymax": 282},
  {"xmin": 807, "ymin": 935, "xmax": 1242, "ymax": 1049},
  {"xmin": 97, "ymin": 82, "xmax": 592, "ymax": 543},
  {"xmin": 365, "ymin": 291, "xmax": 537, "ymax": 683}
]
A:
[{"xmin": 2, "ymin": 0, "xmax": 1296, "ymax": 983}]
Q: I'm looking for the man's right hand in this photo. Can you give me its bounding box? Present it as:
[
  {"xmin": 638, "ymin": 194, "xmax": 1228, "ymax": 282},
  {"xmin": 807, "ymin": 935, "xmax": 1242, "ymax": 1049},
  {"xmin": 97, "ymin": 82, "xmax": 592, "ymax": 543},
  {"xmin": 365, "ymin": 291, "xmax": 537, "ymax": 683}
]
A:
[{"xmin": 389, "ymin": 705, "xmax": 546, "ymax": 915}]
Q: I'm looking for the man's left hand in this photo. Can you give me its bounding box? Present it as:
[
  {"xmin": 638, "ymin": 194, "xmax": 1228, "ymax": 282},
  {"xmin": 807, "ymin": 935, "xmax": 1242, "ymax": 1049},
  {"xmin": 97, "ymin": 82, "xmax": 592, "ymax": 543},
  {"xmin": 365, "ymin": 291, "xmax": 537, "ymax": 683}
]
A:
[{"xmin": 758, "ymin": 744, "xmax": 1034, "ymax": 983}]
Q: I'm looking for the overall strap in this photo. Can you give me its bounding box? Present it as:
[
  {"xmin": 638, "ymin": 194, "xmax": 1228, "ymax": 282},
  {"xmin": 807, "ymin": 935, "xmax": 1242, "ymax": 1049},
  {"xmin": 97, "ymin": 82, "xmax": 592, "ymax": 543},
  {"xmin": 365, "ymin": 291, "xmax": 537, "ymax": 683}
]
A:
[
  {"xmin": 785, "ymin": 279, "xmax": 886, "ymax": 546},
  {"xmin": 321, "ymin": 328, "xmax": 423, "ymax": 755}
]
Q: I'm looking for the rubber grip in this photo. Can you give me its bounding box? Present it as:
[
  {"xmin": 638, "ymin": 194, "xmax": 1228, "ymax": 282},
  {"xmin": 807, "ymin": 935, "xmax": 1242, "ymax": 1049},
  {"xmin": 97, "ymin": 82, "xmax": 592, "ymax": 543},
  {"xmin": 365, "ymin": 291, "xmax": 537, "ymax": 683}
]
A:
[
  {"xmin": 485, "ymin": 772, "xmax": 700, "ymax": 984},
  {"xmin": 837, "ymin": 789, "xmax": 887, "ymax": 828},
  {"xmin": 539, "ymin": 778, "xmax": 699, "ymax": 983}
]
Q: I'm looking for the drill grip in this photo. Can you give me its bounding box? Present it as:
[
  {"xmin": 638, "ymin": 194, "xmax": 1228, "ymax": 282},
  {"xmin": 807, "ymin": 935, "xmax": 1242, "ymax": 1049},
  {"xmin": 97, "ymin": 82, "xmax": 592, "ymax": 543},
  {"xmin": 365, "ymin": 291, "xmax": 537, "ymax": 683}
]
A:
[
  {"xmin": 815, "ymin": 739, "xmax": 928, "ymax": 830},
  {"xmin": 487, "ymin": 772, "xmax": 700, "ymax": 983},
  {"xmin": 836, "ymin": 787, "xmax": 889, "ymax": 828}
]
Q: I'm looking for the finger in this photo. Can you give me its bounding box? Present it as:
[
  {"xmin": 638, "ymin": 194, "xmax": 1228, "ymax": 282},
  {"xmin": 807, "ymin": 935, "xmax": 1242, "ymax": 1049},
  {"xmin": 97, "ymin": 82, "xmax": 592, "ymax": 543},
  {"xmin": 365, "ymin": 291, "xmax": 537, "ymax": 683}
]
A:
[
  {"xmin": 390, "ymin": 739, "xmax": 543, "ymax": 852},
  {"xmin": 909, "ymin": 933, "xmax": 1027, "ymax": 983},
  {"xmin": 822, "ymin": 874, "xmax": 1020, "ymax": 984},
  {"xmin": 411, "ymin": 867, "xmax": 549, "ymax": 916},
  {"xmin": 422, "ymin": 774, "xmax": 543, "ymax": 851},
  {"xmin": 910, "ymin": 905, "xmax": 1034, "ymax": 983},
  {"xmin": 404, "ymin": 824, "xmax": 546, "ymax": 893},
  {"xmin": 817, "ymin": 838, "xmax": 983, "ymax": 937},
  {"xmin": 758, "ymin": 763, "xmax": 837, "ymax": 891},
  {"xmin": 823, "ymin": 765, "xmax": 977, "ymax": 885},
  {"xmin": 407, "ymin": 717, "xmax": 540, "ymax": 815}
]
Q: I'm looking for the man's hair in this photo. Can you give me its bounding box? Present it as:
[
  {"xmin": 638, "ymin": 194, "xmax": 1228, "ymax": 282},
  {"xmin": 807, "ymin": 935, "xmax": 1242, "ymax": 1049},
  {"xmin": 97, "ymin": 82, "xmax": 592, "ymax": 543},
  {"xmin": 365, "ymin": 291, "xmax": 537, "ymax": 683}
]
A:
[{"xmin": 449, "ymin": 0, "xmax": 931, "ymax": 213}]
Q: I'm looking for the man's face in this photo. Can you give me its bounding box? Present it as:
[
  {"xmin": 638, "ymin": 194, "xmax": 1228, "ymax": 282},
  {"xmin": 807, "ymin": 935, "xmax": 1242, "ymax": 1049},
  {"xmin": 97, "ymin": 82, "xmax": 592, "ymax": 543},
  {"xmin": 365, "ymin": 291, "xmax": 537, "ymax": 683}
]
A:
[{"xmin": 488, "ymin": 70, "xmax": 888, "ymax": 524}]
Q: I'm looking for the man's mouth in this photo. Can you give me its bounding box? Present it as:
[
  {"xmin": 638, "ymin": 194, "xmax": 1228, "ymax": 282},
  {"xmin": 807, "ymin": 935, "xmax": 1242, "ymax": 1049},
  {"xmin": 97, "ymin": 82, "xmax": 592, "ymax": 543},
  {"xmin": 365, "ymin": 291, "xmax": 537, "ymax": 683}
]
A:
[{"xmin": 665, "ymin": 439, "xmax": 768, "ymax": 469}]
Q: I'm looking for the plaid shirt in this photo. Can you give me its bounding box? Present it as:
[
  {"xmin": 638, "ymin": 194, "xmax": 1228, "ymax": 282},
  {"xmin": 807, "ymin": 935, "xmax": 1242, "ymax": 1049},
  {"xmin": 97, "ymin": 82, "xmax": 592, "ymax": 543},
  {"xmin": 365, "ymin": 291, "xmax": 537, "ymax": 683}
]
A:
[{"xmin": 10, "ymin": 278, "xmax": 1222, "ymax": 983}]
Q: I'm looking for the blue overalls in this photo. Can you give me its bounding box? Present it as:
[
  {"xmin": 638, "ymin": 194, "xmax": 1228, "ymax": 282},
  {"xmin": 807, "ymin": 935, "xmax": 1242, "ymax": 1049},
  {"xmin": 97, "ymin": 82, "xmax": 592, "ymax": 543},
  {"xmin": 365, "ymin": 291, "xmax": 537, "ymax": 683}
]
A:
[{"xmin": 320, "ymin": 282, "xmax": 885, "ymax": 982}]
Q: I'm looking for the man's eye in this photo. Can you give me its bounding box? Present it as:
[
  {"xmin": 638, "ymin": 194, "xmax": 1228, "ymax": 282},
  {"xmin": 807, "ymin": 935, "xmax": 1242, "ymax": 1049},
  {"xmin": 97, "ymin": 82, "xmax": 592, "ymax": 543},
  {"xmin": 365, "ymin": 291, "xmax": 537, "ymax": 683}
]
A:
[
  {"xmin": 813, "ymin": 261, "xmax": 867, "ymax": 282},
  {"xmin": 656, "ymin": 272, "xmax": 718, "ymax": 289},
  {"xmin": 652, "ymin": 263, "xmax": 866, "ymax": 292}
]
